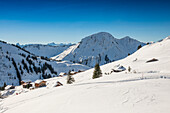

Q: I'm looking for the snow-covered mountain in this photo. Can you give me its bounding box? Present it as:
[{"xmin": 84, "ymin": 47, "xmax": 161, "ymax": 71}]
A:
[
  {"xmin": 16, "ymin": 43, "xmax": 73, "ymax": 58},
  {"xmin": 0, "ymin": 41, "xmax": 89, "ymax": 87},
  {"xmin": 1, "ymin": 36, "xmax": 170, "ymax": 113},
  {"xmin": 52, "ymin": 32, "xmax": 145, "ymax": 67}
]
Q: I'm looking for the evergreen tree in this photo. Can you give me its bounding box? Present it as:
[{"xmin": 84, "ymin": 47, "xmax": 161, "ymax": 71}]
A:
[
  {"xmin": 93, "ymin": 63, "xmax": 102, "ymax": 79},
  {"xmin": 105, "ymin": 55, "xmax": 110, "ymax": 63},
  {"xmin": 128, "ymin": 66, "xmax": 131, "ymax": 72},
  {"xmin": 0, "ymin": 92, "xmax": 2, "ymax": 98},
  {"xmin": 67, "ymin": 71, "xmax": 75, "ymax": 84},
  {"xmin": 137, "ymin": 45, "xmax": 142, "ymax": 50},
  {"xmin": 0, "ymin": 82, "xmax": 7, "ymax": 90}
]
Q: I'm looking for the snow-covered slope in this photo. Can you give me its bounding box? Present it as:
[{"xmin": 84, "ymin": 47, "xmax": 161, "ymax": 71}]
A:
[
  {"xmin": 0, "ymin": 41, "xmax": 89, "ymax": 87},
  {"xmin": 51, "ymin": 43, "xmax": 80, "ymax": 61},
  {"xmin": 22, "ymin": 44, "xmax": 72, "ymax": 58},
  {"xmin": 0, "ymin": 36, "xmax": 170, "ymax": 113},
  {"xmin": 102, "ymin": 36, "xmax": 170, "ymax": 73},
  {"xmin": 52, "ymin": 32, "xmax": 145, "ymax": 67}
]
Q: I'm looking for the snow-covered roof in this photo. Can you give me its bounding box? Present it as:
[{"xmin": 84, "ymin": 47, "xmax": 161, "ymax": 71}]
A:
[
  {"xmin": 70, "ymin": 71, "xmax": 75, "ymax": 74},
  {"xmin": 35, "ymin": 80, "xmax": 46, "ymax": 84},
  {"xmin": 35, "ymin": 80, "xmax": 43, "ymax": 84},
  {"xmin": 5, "ymin": 85, "xmax": 12, "ymax": 90},
  {"xmin": 114, "ymin": 65, "xmax": 126, "ymax": 71},
  {"xmin": 59, "ymin": 72, "xmax": 65, "ymax": 75}
]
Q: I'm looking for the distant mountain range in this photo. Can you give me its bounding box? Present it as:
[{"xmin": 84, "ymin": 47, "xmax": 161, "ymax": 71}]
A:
[
  {"xmin": 16, "ymin": 42, "xmax": 73, "ymax": 48},
  {"xmin": 16, "ymin": 43, "xmax": 74, "ymax": 58}
]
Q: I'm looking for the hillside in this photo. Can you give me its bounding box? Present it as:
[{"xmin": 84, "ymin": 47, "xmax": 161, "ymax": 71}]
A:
[
  {"xmin": 52, "ymin": 32, "xmax": 145, "ymax": 67},
  {"xmin": 0, "ymin": 41, "xmax": 89, "ymax": 87},
  {"xmin": 17, "ymin": 43, "xmax": 72, "ymax": 58},
  {"xmin": 0, "ymin": 37, "xmax": 170, "ymax": 113}
]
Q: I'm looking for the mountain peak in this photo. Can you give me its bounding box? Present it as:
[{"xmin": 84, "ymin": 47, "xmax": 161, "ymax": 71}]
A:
[
  {"xmin": 89, "ymin": 32, "xmax": 113, "ymax": 38},
  {"xmin": 54, "ymin": 32, "xmax": 145, "ymax": 67},
  {"xmin": 81, "ymin": 32, "xmax": 115, "ymax": 43},
  {"xmin": 121, "ymin": 36, "xmax": 134, "ymax": 40},
  {"xmin": 122, "ymin": 36, "xmax": 131, "ymax": 39}
]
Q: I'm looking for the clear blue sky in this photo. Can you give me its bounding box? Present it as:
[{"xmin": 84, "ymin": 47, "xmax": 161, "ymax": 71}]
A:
[{"xmin": 0, "ymin": 0, "xmax": 170, "ymax": 44}]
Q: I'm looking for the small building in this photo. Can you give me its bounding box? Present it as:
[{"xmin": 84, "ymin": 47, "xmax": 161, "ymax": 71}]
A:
[
  {"xmin": 21, "ymin": 80, "xmax": 32, "ymax": 89},
  {"xmin": 23, "ymin": 83, "xmax": 32, "ymax": 89},
  {"xmin": 55, "ymin": 81, "xmax": 63, "ymax": 87},
  {"xmin": 35, "ymin": 80, "xmax": 47, "ymax": 88},
  {"xmin": 112, "ymin": 65, "xmax": 126, "ymax": 73},
  {"xmin": 78, "ymin": 70, "xmax": 84, "ymax": 73},
  {"xmin": 21, "ymin": 80, "xmax": 32, "ymax": 85},
  {"xmin": 70, "ymin": 71, "xmax": 76, "ymax": 75},
  {"xmin": 5, "ymin": 85, "xmax": 15, "ymax": 90}
]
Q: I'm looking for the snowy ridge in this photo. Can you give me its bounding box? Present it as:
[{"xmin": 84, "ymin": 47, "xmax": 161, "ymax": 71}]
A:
[
  {"xmin": 52, "ymin": 32, "xmax": 145, "ymax": 67},
  {"xmin": 0, "ymin": 36, "xmax": 170, "ymax": 113}
]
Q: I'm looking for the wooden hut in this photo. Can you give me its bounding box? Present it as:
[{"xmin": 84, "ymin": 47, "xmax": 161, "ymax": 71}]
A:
[
  {"xmin": 35, "ymin": 80, "xmax": 47, "ymax": 88},
  {"xmin": 21, "ymin": 80, "xmax": 32, "ymax": 89},
  {"xmin": 70, "ymin": 71, "xmax": 76, "ymax": 75},
  {"xmin": 21, "ymin": 80, "xmax": 32, "ymax": 85}
]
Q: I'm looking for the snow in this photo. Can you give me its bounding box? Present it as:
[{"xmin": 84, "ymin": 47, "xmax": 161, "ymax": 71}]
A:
[
  {"xmin": 0, "ymin": 36, "xmax": 170, "ymax": 113},
  {"xmin": 163, "ymin": 36, "xmax": 170, "ymax": 40},
  {"xmin": 51, "ymin": 43, "xmax": 80, "ymax": 60},
  {"xmin": 1, "ymin": 74, "xmax": 170, "ymax": 113},
  {"xmin": 113, "ymin": 64, "xmax": 126, "ymax": 71},
  {"xmin": 4, "ymin": 86, "xmax": 12, "ymax": 90},
  {"xmin": 34, "ymin": 80, "xmax": 43, "ymax": 84},
  {"xmin": 59, "ymin": 72, "xmax": 65, "ymax": 76}
]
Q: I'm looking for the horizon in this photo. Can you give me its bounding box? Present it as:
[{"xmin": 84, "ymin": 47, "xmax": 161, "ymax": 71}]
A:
[
  {"xmin": 0, "ymin": 0, "xmax": 170, "ymax": 44},
  {"xmin": 2, "ymin": 31, "xmax": 168, "ymax": 45}
]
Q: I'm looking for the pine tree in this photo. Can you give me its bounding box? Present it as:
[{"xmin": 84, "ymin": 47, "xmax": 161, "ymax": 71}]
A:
[
  {"xmin": 137, "ymin": 45, "xmax": 142, "ymax": 50},
  {"xmin": 3, "ymin": 82, "xmax": 7, "ymax": 90},
  {"xmin": 67, "ymin": 71, "xmax": 75, "ymax": 84},
  {"xmin": 0, "ymin": 92, "xmax": 2, "ymax": 98},
  {"xmin": 93, "ymin": 63, "xmax": 102, "ymax": 79},
  {"xmin": 128, "ymin": 66, "xmax": 131, "ymax": 72}
]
